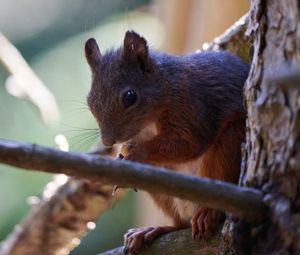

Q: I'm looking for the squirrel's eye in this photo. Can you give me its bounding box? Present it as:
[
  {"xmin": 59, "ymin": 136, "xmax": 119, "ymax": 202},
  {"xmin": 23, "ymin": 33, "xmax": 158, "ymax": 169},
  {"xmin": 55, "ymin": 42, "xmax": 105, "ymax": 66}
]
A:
[{"xmin": 123, "ymin": 90, "xmax": 137, "ymax": 108}]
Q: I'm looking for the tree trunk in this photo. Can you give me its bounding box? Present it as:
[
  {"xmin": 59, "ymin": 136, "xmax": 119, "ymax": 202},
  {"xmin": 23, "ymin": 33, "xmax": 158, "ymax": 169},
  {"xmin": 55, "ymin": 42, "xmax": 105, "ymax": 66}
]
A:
[{"xmin": 225, "ymin": 0, "xmax": 300, "ymax": 253}]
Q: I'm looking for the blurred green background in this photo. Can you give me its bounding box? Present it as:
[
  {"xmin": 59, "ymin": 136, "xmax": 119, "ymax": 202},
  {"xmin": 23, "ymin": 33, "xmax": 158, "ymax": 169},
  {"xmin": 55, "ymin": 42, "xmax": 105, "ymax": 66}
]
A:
[{"xmin": 0, "ymin": 0, "xmax": 165, "ymax": 254}]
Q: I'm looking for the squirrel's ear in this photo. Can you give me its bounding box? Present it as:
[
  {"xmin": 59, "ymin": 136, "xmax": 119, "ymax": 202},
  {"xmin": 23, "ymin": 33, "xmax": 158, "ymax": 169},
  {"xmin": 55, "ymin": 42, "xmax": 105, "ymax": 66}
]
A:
[
  {"xmin": 85, "ymin": 38, "xmax": 102, "ymax": 72},
  {"xmin": 123, "ymin": 31, "xmax": 148, "ymax": 67}
]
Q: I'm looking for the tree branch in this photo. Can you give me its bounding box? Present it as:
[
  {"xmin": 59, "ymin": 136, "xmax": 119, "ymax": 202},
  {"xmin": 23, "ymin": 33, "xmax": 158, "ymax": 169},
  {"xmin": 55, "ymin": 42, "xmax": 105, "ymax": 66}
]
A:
[
  {"xmin": 207, "ymin": 13, "xmax": 251, "ymax": 62},
  {"xmin": 0, "ymin": 139, "xmax": 266, "ymax": 223},
  {"xmin": 0, "ymin": 33, "xmax": 60, "ymax": 125},
  {"xmin": 97, "ymin": 229, "xmax": 221, "ymax": 255},
  {"xmin": 0, "ymin": 177, "xmax": 126, "ymax": 255}
]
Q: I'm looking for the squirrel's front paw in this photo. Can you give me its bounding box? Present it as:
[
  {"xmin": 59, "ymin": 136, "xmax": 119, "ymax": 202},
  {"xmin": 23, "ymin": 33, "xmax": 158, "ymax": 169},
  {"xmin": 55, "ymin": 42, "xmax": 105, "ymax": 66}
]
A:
[
  {"xmin": 191, "ymin": 208, "xmax": 225, "ymax": 240},
  {"xmin": 123, "ymin": 226, "xmax": 180, "ymax": 254}
]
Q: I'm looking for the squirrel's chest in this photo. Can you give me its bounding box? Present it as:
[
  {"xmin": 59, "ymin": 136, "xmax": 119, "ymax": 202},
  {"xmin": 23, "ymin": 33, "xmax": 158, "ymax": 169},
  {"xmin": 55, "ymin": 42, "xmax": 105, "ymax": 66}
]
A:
[{"xmin": 150, "ymin": 157, "xmax": 204, "ymax": 225}]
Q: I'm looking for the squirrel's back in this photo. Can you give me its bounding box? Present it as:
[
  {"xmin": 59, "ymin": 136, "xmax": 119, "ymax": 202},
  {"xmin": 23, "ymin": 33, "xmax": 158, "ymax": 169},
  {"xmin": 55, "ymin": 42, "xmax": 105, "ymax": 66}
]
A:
[{"xmin": 150, "ymin": 50, "xmax": 249, "ymax": 153}]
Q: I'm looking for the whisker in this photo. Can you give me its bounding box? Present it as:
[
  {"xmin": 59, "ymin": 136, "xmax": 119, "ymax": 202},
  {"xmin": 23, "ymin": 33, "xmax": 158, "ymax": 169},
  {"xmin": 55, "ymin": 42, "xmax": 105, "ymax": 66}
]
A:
[
  {"xmin": 62, "ymin": 107, "xmax": 90, "ymax": 115},
  {"xmin": 62, "ymin": 100, "xmax": 88, "ymax": 106},
  {"xmin": 69, "ymin": 132, "xmax": 100, "ymax": 151},
  {"xmin": 69, "ymin": 132, "xmax": 99, "ymax": 143},
  {"xmin": 64, "ymin": 129, "xmax": 98, "ymax": 135},
  {"xmin": 61, "ymin": 123, "xmax": 99, "ymax": 132}
]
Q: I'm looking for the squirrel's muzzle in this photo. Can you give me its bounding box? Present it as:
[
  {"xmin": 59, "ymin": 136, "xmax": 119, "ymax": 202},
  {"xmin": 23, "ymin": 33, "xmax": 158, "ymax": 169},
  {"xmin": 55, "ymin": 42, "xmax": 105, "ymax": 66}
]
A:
[{"xmin": 101, "ymin": 136, "xmax": 115, "ymax": 147}]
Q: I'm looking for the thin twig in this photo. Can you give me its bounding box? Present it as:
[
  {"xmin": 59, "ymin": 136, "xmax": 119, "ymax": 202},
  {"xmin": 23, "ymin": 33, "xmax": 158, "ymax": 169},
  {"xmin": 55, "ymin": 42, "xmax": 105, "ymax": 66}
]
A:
[{"xmin": 0, "ymin": 139, "xmax": 267, "ymax": 223}]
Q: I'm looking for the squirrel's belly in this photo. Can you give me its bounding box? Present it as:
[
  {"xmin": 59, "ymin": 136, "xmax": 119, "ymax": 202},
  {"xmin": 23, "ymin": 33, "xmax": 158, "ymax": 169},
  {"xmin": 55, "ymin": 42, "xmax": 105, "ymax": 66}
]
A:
[
  {"xmin": 173, "ymin": 199, "xmax": 199, "ymax": 224},
  {"xmin": 165, "ymin": 156, "xmax": 203, "ymax": 223}
]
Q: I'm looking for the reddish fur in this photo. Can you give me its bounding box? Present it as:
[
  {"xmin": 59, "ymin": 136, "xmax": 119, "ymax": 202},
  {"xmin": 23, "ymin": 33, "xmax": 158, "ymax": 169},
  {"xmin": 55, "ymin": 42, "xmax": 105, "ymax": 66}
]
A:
[
  {"xmin": 199, "ymin": 112, "xmax": 245, "ymax": 183},
  {"xmin": 149, "ymin": 194, "xmax": 184, "ymax": 227},
  {"xmin": 140, "ymin": 111, "xmax": 245, "ymax": 228}
]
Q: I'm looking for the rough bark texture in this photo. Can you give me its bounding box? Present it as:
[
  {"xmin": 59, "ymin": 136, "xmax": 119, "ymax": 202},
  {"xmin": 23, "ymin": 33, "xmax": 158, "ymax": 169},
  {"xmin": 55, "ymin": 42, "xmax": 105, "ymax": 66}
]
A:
[{"xmin": 224, "ymin": 0, "xmax": 300, "ymax": 254}]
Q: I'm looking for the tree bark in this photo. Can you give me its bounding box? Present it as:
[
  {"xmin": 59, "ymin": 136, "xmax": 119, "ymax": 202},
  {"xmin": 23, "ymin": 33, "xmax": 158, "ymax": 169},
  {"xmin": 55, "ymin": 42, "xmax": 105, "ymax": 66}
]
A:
[{"xmin": 223, "ymin": 0, "xmax": 300, "ymax": 254}]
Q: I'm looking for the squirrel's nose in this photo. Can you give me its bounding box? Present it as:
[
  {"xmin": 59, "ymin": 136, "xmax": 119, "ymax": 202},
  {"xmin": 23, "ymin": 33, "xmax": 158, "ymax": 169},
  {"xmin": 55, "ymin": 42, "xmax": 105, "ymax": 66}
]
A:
[{"xmin": 101, "ymin": 136, "xmax": 115, "ymax": 147}]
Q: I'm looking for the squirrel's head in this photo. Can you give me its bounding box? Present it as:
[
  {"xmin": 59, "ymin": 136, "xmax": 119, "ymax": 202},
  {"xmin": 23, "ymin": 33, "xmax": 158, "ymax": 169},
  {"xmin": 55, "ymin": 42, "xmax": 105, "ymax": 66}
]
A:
[{"xmin": 85, "ymin": 31, "xmax": 163, "ymax": 147}]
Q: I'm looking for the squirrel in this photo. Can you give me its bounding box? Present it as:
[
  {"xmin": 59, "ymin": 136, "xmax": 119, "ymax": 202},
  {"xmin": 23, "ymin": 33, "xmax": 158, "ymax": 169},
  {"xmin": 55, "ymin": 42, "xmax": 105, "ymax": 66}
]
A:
[{"xmin": 85, "ymin": 31, "xmax": 249, "ymax": 254}]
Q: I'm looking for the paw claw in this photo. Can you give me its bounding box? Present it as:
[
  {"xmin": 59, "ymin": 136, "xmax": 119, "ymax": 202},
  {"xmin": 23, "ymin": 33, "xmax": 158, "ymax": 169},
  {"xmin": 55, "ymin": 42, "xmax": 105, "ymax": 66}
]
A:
[{"xmin": 192, "ymin": 233, "xmax": 196, "ymax": 240}]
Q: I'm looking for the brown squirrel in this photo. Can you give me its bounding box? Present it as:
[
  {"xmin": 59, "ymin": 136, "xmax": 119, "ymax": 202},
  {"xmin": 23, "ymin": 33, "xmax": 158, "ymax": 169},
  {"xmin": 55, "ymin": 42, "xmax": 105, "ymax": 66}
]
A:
[{"xmin": 85, "ymin": 31, "xmax": 249, "ymax": 254}]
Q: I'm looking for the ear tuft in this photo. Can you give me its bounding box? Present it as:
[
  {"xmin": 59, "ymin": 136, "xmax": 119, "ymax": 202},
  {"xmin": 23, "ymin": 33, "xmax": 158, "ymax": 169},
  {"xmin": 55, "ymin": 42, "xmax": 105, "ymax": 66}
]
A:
[
  {"xmin": 123, "ymin": 31, "xmax": 148, "ymax": 65},
  {"xmin": 85, "ymin": 38, "xmax": 102, "ymax": 71}
]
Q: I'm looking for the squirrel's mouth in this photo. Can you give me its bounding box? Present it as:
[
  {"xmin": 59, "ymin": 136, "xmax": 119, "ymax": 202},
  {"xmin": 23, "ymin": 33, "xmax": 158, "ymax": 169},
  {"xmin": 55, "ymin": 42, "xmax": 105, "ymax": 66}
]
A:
[
  {"xmin": 119, "ymin": 121, "xmax": 158, "ymax": 146},
  {"xmin": 101, "ymin": 121, "xmax": 158, "ymax": 147},
  {"xmin": 102, "ymin": 134, "xmax": 134, "ymax": 147},
  {"xmin": 114, "ymin": 136, "xmax": 136, "ymax": 147},
  {"xmin": 101, "ymin": 130, "xmax": 132, "ymax": 147}
]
